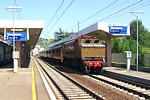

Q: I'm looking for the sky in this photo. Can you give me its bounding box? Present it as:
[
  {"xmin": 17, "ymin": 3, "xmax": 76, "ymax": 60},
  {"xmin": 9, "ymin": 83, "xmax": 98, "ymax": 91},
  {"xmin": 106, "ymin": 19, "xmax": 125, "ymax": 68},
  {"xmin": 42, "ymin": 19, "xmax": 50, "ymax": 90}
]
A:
[{"xmin": 0, "ymin": 0, "xmax": 150, "ymax": 39}]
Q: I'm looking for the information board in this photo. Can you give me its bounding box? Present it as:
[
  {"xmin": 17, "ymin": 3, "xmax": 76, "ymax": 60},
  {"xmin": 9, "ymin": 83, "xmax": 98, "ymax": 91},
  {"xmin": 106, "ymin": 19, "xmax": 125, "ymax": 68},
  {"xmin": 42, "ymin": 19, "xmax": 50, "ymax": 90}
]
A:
[
  {"xmin": 109, "ymin": 25, "xmax": 127, "ymax": 34},
  {"xmin": 5, "ymin": 31, "xmax": 28, "ymax": 41}
]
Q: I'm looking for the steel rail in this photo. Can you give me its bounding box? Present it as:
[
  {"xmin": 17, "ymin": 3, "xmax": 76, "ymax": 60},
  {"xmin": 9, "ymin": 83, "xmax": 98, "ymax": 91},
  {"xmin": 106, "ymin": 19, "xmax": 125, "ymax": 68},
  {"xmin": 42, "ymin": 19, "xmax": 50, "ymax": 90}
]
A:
[
  {"xmin": 35, "ymin": 58, "xmax": 105, "ymax": 100},
  {"xmin": 39, "ymin": 57, "xmax": 150, "ymax": 99},
  {"xmin": 35, "ymin": 58, "xmax": 70, "ymax": 100},
  {"xmin": 103, "ymin": 71, "xmax": 150, "ymax": 90},
  {"xmin": 89, "ymin": 74, "xmax": 150, "ymax": 99}
]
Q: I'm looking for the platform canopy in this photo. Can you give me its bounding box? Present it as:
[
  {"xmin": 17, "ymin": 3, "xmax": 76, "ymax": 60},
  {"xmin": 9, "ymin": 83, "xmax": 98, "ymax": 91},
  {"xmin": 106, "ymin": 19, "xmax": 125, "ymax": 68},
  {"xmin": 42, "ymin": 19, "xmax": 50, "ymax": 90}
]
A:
[
  {"xmin": 0, "ymin": 20, "xmax": 43, "ymax": 49},
  {"xmin": 48, "ymin": 22, "xmax": 130, "ymax": 48},
  {"xmin": 76, "ymin": 22, "xmax": 130, "ymax": 39}
]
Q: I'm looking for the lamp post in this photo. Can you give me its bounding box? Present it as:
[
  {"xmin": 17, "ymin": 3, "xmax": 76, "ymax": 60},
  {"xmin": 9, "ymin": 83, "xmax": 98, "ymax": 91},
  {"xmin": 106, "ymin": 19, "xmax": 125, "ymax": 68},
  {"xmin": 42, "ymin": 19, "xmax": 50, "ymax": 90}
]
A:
[
  {"xmin": 6, "ymin": 6, "xmax": 21, "ymax": 72},
  {"xmin": 130, "ymin": 11, "xmax": 143, "ymax": 71}
]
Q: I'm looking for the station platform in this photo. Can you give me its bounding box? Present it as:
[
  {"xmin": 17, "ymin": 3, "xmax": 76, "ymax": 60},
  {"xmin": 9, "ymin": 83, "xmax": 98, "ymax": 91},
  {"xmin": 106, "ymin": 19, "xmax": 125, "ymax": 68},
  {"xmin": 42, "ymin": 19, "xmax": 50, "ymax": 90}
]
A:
[
  {"xmin": 0, "ymin": 57, "xmax": 49, "ymax": 100},
  {"xmin": 104, "ymin": 67, "xmax": 150, "ymax": 86},
  {"xmin": 1, "ymin": 60, "xmax": 150, "ymax": 100}
]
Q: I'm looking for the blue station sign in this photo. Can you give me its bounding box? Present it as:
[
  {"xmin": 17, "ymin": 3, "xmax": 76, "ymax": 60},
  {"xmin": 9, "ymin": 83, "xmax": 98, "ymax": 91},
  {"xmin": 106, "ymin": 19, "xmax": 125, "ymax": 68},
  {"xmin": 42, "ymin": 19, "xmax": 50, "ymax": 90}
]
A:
[
  {"xmin": 109, "ymin": 26, "xmax": 127, "ymax": 34},
  {"xmin": 6, "ymin": 31, "xmax": 28, "ymax": 41}
]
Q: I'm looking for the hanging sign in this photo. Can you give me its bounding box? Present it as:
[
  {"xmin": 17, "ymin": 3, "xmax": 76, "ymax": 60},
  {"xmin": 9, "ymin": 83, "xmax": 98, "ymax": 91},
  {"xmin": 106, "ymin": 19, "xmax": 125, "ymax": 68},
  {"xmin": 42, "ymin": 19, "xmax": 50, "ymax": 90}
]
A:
[{"xmin": 5, "ymin": 31, "xmax": 28, "ymax": 41}]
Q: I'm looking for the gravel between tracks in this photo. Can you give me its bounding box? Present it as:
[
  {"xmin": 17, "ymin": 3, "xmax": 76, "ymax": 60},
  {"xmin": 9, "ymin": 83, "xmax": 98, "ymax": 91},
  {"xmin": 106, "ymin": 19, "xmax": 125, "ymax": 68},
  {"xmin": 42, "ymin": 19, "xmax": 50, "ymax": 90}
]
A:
[
  {"xmin": 55, "ymin": 65, "xmax": 140, "ymax": 100},
  {"xmin": 68, "ymin": 74, "xmax": 140, "ymax": 100}
]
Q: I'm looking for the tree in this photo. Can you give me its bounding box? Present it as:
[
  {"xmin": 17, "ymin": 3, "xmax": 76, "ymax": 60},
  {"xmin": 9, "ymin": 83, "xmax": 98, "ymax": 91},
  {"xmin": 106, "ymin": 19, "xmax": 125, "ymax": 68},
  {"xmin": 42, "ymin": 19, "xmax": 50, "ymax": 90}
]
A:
[
  {"xmin": 129, "ymin": 20, "xmax": 150, "ymax": 53},
  {"xmin": 129, "ymin": 20, "xmax": 142, "ymax": 40},
  {"xmin": 112, "ymin": 38, "xmax": 122, "ymax": 53},
  {"xmin": 112, "ymin": 37, "xmax": 137, "ymax": 53},
  {"xmin": 112, "ymin": 20, "xmax": 150, "ymax": 53},
  {"xmin": 37, "ymin": 38, "xmax": 53, "ymax": 48},
  {"xmin": 54, "ymin": 28, "xmax": 63, "ymax": 38},
  {"xmin": 54, "ymin": 28, "xmax": 73, "ymax": 42}
]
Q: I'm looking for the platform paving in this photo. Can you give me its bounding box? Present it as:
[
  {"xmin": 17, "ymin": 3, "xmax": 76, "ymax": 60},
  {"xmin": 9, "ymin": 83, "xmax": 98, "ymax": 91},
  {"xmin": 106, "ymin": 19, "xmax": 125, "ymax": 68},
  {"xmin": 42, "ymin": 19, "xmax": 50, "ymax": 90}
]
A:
[
  {"xmin": 0, "ymin": 58, "xmax": 50, "ymax": 100},
  {"xmin": 0, "ymin": 68, "xmax": 32, "ymax": 100}
]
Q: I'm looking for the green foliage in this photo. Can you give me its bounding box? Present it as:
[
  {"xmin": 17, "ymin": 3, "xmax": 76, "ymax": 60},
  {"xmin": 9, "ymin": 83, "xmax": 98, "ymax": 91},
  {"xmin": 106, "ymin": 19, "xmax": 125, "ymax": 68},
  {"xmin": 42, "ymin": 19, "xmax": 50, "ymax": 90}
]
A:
[
  {"xmin": 141, "ymin": 47, "xmax": 150, "ymax": 53},
  {"xmin": 112, "ymin": 20, "xmax": 150, "ymax": 53},
  {"xmin": 112, "ymin": 38, "xmax": 122, "ymax": 53},
  {"xmin": 37, "ymin": 38, "xmax": 53, "ymax": 48},
  {"xmin": 112, "ymin": 38, "xmax": 137, "ymax": 53},
  {"xmin": 37, "ymin": 28, "xmax": 73, "ymax": 47},
  {"xmin": 54, "ymin": 28, "xmax": 73, "ymax": 42}
]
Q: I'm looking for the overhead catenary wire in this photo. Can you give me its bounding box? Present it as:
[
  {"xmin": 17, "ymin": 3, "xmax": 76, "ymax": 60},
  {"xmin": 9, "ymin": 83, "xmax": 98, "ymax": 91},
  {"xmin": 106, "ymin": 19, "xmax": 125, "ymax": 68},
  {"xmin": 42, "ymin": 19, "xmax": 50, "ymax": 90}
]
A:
[
  {"xmin": 44, "ymin": 0, "xmax": 148, "ymax": 39},
  {"xmin": 68, "ymin": 0, "xmax": 143, "ymax": 32},
  {"xmin": 98, "ymin": 0, "xmax": 143, "ymax": 22},
  {"xmin": 47, "ymin": 0, "xmax": 75, "ymax": 35},
  {"xmin": 44, "ymin": 0, "xmax": 64, "ymax": 32},
  {"xmin": 68, "ymin": 0, "xmax": 124, "ymax": 31},
  {"xmin": 79, "ymin": 0, "xmax": 118, "ymax": 25},
  {"xmin": 109, "ymin": 0, "xmax": 150, "ymax": 22}
]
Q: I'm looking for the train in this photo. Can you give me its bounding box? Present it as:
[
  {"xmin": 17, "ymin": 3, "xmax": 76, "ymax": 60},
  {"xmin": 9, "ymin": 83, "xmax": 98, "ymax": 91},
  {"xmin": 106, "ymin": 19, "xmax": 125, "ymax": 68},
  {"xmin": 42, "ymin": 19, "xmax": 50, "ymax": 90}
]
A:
[
  {"xmin": 39, "ymin": 35, "xmax": 105, "ymax": 74},
  {"xmin": 0, "ymin": 41, "xmax": 12, "ymax": 66}
]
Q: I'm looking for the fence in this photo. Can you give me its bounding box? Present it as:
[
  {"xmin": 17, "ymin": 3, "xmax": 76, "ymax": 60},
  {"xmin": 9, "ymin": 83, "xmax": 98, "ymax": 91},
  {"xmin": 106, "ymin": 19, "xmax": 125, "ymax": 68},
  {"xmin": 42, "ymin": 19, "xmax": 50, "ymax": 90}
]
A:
[{"xmin": 112, "ymin": 53, "xmax": 150, "ymax": 67}]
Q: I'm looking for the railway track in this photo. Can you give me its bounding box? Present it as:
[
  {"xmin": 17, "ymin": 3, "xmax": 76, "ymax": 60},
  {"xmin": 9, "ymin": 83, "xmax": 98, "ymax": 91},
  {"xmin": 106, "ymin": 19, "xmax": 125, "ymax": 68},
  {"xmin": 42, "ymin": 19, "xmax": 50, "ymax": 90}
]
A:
[
  {"xmin": 102, "ymin": 71, "xmax": 150, "ymax": 90},
  {"xmin": 34, "ymin": 58, "xmax": 105, "ymax": 100},
  {"xmin": 44, "ymin": 58, "xmax": 150, "ymax": 99},
  {"xmin": 103, "ymin": 72, "xmax": 150, "ymax": 95},
  {"xmin": 38, "ymin": 57, "xmax": 144, "ymax": 100},
  {"xmin": 88, "ymin": 74, "xmax": 150, "ymax": 99}
]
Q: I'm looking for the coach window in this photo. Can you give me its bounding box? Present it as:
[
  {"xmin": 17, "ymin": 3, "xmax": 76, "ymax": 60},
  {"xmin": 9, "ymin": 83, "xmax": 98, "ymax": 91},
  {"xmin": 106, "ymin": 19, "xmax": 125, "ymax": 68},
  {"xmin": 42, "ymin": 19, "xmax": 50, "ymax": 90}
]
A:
[{"xmin": 85, "ymin": 39, "xmax": 91, "ymax": 43}]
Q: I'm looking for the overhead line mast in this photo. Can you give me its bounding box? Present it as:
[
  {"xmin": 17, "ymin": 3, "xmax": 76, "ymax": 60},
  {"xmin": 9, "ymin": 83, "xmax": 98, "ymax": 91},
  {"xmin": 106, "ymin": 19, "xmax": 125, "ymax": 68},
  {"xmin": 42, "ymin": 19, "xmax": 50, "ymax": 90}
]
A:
[{"xmin": 13, "ymin": 0, "xmax": 22, "ymax": 19}]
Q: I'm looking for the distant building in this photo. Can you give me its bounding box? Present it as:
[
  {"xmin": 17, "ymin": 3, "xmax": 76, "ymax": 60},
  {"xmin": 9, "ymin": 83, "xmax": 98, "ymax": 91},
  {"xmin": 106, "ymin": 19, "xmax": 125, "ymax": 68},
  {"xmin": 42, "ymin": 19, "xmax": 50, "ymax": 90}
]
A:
[{"xmin": 31, "ymin": 45, "xmax": 44, "ymax": 56}]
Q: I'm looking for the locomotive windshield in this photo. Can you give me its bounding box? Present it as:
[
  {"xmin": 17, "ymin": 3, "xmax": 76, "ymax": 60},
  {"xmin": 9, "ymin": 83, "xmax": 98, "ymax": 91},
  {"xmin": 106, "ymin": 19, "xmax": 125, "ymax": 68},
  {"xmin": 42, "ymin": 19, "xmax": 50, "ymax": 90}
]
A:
[
  {"xmin": 94, "ymin": 40, "xmax": 99, "ymax": 43},
  {"xmin": 85, "ymin": 39, "xmax": 91, "ymax": 43}
]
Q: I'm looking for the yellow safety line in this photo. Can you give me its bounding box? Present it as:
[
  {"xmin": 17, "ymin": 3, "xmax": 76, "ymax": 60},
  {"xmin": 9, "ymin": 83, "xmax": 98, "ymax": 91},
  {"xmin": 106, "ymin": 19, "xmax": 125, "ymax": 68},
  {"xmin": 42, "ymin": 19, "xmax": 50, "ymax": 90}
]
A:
[{"xmin": 32, "ymin": 58, "xmax": 37, "ymax": 100}]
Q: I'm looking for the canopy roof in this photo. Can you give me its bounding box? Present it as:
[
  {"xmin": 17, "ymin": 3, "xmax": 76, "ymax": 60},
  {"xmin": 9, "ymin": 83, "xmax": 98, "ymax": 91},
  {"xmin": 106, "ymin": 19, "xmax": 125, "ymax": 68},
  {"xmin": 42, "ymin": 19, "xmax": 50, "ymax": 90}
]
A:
[{"xmin": 0, "ymin": 20, "xmax": 43, "ymax": 49}]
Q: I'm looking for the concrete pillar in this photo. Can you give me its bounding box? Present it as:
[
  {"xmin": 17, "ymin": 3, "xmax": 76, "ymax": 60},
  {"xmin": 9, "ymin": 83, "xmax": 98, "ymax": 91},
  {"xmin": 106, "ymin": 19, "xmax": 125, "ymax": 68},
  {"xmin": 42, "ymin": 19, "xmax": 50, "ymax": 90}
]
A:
[
  {"xmin": 106, "ymin": 34, "xmax": 112, "ymax": 67},
  {"xmin": 16, "ymin": 42, "xmax": 21, "ymax": 67}
]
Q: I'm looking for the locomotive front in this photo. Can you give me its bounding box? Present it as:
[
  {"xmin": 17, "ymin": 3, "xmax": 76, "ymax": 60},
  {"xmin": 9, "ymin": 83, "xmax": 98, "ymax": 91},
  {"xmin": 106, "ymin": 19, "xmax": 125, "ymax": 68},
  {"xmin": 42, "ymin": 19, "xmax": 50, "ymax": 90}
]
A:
[{"xmin": 79, "ymin": 35, "xmax": 105, "ymax": 73}]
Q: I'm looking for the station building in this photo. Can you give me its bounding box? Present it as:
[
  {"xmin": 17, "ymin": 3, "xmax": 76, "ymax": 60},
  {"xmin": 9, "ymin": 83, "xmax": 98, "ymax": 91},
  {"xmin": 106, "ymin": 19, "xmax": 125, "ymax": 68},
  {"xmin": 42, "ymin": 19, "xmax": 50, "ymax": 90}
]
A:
[{"xmin": 0, "ymin": 20, "xmax": 43, "ymax": 67}]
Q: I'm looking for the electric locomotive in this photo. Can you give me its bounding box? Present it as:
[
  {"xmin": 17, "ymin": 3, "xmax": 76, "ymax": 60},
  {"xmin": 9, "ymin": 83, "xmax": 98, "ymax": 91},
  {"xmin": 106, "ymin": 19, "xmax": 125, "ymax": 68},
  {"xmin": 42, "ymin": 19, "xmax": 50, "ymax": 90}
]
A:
[{"xmin": 63, "ymin": 35, "xmax": 105, "ymax": 73}]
